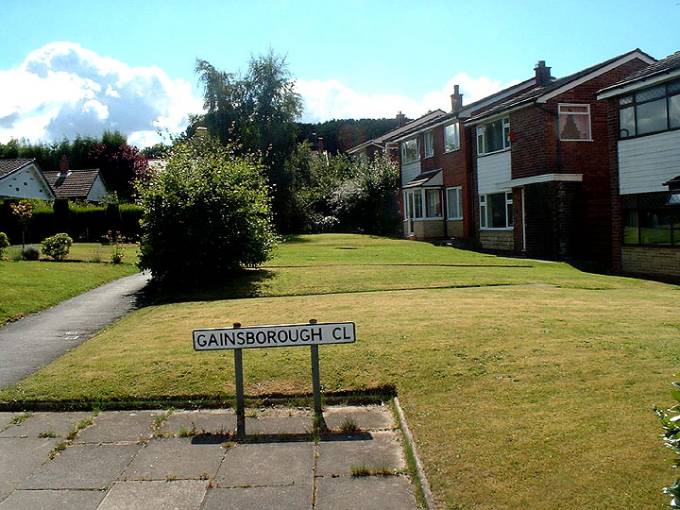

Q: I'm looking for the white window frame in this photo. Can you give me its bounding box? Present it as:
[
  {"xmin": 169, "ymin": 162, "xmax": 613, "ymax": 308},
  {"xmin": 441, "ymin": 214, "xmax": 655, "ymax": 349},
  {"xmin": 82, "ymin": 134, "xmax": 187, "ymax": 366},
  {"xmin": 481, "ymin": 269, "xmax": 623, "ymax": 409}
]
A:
[
  {"xmin": 477, "ymin": 117, "xmax": 511, "ymax": 156},
  {"xmin": 446, "ymin": 186, "xmax": 463, "ymax": 220},
  {"xmin": 401, "ymin": 137, "xmax": 420, "ymax": 164},
  {"xmin": 444, "ymin": 123, "xmax": 460, "ymax": 153},
  {"xmin": 479, "ymin": 191, "xmax": 513, "ymax": 230},
  {"xmin": 424, "ymin": 188, "xmax": 443, "ymax": 219},
  {"xmin": 424, "ymin": 131, "xmax": 434, "ymax": 158},
  {"xmin": 558, "ymin": 103, "xmax": 592, "ymax": 142},
  {"xmin": 403, "ymin": 188, "xmax": 443, "ymax": 221}
]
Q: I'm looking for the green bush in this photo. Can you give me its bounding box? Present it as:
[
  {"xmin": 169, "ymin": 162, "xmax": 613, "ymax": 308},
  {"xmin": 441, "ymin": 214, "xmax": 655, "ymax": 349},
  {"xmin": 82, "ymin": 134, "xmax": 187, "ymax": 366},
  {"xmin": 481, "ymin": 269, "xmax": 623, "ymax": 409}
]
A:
[
  {"xmin": 21, "ymin": 246, "xmax": 40, "ymax": 260},
  {"xmin": 137, "ymin": 136, "xmax": 276, "ymax": 285},
  {"xmin": 657, "ymin": 379, "xmax": 680, "ymax": 508},
  {"xmin": 41, "ymin": 233, "xmax": 73, "ymax": 261},
  {"xmin": 0, "ymin": 232, "xmax": 9, "ymax": 259}
]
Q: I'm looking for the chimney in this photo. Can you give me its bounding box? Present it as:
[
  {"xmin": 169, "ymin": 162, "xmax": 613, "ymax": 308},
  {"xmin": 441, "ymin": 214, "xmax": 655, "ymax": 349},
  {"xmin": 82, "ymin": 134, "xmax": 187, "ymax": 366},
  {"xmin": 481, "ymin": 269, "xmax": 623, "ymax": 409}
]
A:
[
  {"xmin": 535, "ymin": 60, "xmax": 552, "ymax": 86},
  {"xmin": 450, "ymin": 84, "xmax": 463, "ymax": 114},
  {"xmin": 195, "ymin": 126, "xmax": 208, "ymax": 138},
  {"xmin": 396, "ymin": 111, "xmax": 406, "ymax": 126},
  {"xmin": 59, "ymin": 155, "xmax": 69, "ymax": 175},
  {"xmin": 317, "ymin": 136, "xmax": 325, "ymax": 153}
]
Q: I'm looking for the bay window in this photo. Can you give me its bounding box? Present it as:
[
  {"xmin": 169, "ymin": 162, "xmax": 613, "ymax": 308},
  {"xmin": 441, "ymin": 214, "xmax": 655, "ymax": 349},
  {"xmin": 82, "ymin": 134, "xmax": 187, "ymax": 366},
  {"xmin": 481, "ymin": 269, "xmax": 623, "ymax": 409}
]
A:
[
  {"xmin": 403, "ymin": 188, "xmax": 443, "ymax": 220},
  {"xmin": 480, "ymin": 191, "xmax": 513, "ymax": 229},
  {"xmin": 425, "ymin": 189, "xmax": 442, "ymax": 218},
  {"xmin": 477, "ymin": 117, "xmax": 510, "ymax": 155}
]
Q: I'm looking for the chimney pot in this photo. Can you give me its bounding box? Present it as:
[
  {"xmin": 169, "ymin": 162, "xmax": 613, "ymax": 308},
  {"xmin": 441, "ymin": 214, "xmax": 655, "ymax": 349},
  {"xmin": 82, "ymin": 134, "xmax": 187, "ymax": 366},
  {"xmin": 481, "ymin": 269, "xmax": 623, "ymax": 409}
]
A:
[
  {"xmin": 59, "ymin": 155, "xmax": 69, "ymax": 174},
  {"xmin": 396, "ymin": 111, "xmax": 407, "ymax": 126},
  {"xmin": 450, "ymin": 84, "xmax": 463, "ymax": 114}
]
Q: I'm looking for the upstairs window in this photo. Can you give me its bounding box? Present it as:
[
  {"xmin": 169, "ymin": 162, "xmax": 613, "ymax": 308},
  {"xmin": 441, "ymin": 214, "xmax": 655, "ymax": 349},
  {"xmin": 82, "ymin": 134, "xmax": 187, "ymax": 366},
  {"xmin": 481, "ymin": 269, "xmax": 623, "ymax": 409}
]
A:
[
  {"xmin": 559, "ymin": 104, "xmax": 592, "ymax": 141},
  {"xmin": 444, "ymin": 123, "xmax": 460, "ymax": 152},
  {"xmin": 424, "ymin": 131, "xmax": 434, "ymax": 158},
  {"xmin": 401, "ymin": 138, "xmax": 419, "ymax": 163},
  {"xmin": 477, "ymin": 117, "xmax": 510, "ymax": 155},
  {"xmin": 619, "ymin": 79, "xmax": 680, "ymax": 138}
]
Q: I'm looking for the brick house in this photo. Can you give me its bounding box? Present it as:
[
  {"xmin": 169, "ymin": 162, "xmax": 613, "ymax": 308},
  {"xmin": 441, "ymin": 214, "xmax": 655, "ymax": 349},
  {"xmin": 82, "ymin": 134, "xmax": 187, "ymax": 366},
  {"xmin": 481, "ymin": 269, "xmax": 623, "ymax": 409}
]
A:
[
  {"xmin": 385, "ymin": 80, "xmax": 537, "ymax": 242},
  {"xmin": 597, "ymin": 51, "xmax": 680, "ymax": 279},
  {"xmin": 465, "ymin": 49, "xmax": 654, "ymax": 264}
]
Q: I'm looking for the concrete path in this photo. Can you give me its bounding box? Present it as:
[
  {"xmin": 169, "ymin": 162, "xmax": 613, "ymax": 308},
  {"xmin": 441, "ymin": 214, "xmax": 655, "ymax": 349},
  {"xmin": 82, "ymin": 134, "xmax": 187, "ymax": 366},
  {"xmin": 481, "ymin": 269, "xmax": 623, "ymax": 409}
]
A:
[
  {"xmin": 0, "ymin": 405, "xmax": 418, "ymax": 509},
  {"xmin": 0, "ymin": 272, "xmax": 150, "ymax": 388}
]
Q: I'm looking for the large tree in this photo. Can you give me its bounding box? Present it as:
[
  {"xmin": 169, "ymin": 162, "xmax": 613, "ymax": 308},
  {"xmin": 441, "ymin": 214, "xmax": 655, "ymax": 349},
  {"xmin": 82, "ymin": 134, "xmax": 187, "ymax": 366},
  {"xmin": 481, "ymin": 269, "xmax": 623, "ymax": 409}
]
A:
[{"xmin": 193, "ymin": 51, "xmax": 303, "ymax": 232}]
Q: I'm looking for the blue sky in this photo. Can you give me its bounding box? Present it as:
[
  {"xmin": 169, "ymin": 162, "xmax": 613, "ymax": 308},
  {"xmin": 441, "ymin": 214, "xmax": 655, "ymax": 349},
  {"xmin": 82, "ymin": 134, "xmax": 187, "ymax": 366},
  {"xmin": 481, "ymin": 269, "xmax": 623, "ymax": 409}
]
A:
[{"xmin": 1, "ymin": 0, "xmax": 679, "ymax": 146}]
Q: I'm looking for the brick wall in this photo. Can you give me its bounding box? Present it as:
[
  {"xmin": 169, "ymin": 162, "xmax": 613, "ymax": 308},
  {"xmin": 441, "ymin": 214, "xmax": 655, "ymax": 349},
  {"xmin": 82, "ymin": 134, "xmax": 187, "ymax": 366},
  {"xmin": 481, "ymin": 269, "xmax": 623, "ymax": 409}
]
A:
[
  {"xmin": 621, "ymin": 246, "xmax": 680, "ymax": 278},
  {"xmin": 414, "ymin": 220, "xmax": 445, "ymax": 239},
  {"xmin": 479, "ymin": 230, "xmax": 514, "ymax": 251}
]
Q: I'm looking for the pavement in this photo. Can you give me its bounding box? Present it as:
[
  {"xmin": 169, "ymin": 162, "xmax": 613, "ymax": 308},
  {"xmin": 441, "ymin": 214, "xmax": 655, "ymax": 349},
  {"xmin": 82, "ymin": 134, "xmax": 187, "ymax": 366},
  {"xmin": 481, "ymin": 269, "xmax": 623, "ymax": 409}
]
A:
[
  {"xmin": 0, "ymin": 405, "xmax": 419, "ymax": 509},
  {"xmin": 0, "ymin": 272, "xmax": 150, "ymax": 388}
]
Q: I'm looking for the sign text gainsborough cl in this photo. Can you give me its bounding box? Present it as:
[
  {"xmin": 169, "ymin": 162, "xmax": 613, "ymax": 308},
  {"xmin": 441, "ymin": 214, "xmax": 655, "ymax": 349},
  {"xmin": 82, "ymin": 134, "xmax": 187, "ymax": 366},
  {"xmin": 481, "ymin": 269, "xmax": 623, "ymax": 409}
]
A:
[{"xmin": 193, "ymin": 322, "xmax": 355, "ymax": 351}]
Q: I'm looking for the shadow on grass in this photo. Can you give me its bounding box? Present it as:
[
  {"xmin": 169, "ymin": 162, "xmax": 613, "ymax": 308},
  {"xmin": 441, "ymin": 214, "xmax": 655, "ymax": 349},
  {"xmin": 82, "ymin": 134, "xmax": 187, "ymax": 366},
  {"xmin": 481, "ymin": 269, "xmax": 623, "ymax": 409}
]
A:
[{"xmin": 280, "ymin": 235, "xmax": 312, "ymax": 244}]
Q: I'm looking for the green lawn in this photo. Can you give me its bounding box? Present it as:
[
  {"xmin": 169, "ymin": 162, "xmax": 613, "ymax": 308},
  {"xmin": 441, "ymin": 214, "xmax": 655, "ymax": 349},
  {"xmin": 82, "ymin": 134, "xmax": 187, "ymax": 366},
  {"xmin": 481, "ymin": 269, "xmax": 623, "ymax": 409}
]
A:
[
  {"xmin": 2, "ymin": 234, "xmax": 678, "ymax": 509},
  {"xmin": 0, "ymin": 243, "xmax": 139, "ymax": 325}
]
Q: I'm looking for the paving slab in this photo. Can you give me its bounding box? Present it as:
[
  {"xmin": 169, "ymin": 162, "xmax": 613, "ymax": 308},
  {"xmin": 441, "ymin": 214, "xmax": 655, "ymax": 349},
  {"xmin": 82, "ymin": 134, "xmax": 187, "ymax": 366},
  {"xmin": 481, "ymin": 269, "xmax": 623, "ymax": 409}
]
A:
[
  {"xmin": 97, "ymin": 480, "xmax": 207, "ymax": 510},
  {"xmin": 315, "ymin": 475, "xmax": 417, "ymax": 510},
  {"xmin": 158, "ymin": 410, "xmax": 235, "ymax": 437},
  {"xmin": 0, "ymin": 412, "xmax": 20, "ymax": 430},
  {"xmin": 317, "ymin": 431, "xmax": 405, "ymax": 476},
  {"xmin": 0, "ymin": 489, "xmax": 106, "ymax": 509},
  {"xmin": 76, "ymin": 411, "xmax": 158, "ymax": 443},
  {"xmin": 0, "ymin": 412, "xmax": 92, "ymax": 438},
  {"xmin": 217, "ymin": 442, "xmax": 314, "ymax": 487},
  {"xmin": 245, "ymin": 408, "xmax": 312, "ymax": 436},
  {"xmin": 202, "ymin": 485, "xmax": 312, "ymax": 510},
  {"xmin": 122, "ymin": 438, "xmax": 225, "ymax": 481},
  {"xmin": 0, "ymin": 272, "xmax": 149, "ymax": 388},
  {"xmin": 0, "ymin": 437, "xmax": 57, "ymax": 499},
  {"xmin": 323, "ymin": 405, "xmax": 395, "ymax": 432},
  {"xmin": 21, "ymin": 443, "xmax": 141, "ymax": 489}
]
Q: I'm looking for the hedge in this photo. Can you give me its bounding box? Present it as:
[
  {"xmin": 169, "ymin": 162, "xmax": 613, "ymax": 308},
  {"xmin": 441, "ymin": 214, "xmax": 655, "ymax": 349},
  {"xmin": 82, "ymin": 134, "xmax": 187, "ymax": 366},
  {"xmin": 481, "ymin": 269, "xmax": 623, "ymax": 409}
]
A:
[{"xmin": 0, "ymin": 200, "xmax": 142, "ymax": 243}]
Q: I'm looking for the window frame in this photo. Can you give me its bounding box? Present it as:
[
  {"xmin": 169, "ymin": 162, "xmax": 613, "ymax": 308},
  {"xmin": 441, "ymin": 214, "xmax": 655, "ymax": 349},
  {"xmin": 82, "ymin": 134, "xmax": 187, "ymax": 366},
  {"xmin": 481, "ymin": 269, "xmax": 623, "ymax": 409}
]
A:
[
  {"xmin": 424, "ymin": 131, "xmax": 434, "ymax": 159},
  {"xmin": 479, "ymin": 191, "xmax": 513, "ymax": 230},
  {"xmin": 477, "ymin": 117, "xmax": 511, "ymax": 156},
  {"xmin": 403, "ymin": 188, "xmax": 443, "ymax": 221},
  {"xmin": 401, "ymin": 137, "xmax": 420, "ymax": 164},
  {"xmin": 443, "ymin": 122, "xmax": 460, "ymax": 153},
  {"xmin": 618, "ymin": 78, "xmax": 680, "ymax": 140},
  {"xmin": 623, "ymin": 207, "xmax": 679, "ymax": 247},
  {"xmin": 558, "ymin": 103, "xmax": 592, "ymax": 142},
  {"xmin": 446, "ymin": 186, "xmax": 463, "ymax": 220}
]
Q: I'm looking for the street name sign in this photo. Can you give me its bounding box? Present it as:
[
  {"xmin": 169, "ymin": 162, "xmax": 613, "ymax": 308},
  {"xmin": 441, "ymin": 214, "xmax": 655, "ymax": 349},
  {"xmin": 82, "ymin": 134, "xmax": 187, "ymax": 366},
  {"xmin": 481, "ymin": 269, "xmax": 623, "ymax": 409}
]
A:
[{"xmin": 192, "ymin": 322, "xmax": 356, "ymax": 351}]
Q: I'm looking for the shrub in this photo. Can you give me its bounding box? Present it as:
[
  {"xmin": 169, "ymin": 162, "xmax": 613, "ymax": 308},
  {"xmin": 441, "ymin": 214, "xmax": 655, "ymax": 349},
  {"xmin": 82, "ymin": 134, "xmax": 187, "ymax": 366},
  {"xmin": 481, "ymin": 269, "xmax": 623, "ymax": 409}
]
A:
[
  {"xmin": 656, "ymin": 379, "xmax": 680, "ymax": 508},
  {"xmin": 137, "ymin": 136, "xmax": 276, "ymax": 285},
  {"xmin": 41, "ymin": 233, "xmax": 73, "ymax": 261},
  {"xmin": 21, "ymin": 246, "xmax": 40, "ymax": 260},
  {"xmin": 0, "ymin": 232, "xmax": 9, "ymax": 259}
]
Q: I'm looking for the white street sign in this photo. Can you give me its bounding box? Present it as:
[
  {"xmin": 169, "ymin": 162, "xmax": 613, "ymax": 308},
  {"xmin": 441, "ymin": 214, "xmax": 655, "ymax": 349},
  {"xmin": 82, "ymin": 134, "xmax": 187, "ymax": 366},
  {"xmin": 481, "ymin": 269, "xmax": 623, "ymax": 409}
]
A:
[{"xmin": 193, "ymin": 322, "xmax": 356, "ymax": 351}]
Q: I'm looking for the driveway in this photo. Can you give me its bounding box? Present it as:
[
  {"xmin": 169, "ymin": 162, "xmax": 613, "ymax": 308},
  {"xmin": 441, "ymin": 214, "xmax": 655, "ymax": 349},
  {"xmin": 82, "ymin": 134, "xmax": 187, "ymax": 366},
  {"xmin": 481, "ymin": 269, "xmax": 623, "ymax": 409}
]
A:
[{"xmin": 0, "ymin": 272, "xmax": 150, "ymax": 388}]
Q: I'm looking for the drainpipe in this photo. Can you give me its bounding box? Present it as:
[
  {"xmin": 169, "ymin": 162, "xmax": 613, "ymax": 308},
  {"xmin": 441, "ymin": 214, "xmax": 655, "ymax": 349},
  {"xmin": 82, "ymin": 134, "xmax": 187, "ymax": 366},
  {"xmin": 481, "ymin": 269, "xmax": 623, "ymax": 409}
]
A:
[{"xmin": 521, "ymin": 187, "xmax": 527, "ymax": 252}]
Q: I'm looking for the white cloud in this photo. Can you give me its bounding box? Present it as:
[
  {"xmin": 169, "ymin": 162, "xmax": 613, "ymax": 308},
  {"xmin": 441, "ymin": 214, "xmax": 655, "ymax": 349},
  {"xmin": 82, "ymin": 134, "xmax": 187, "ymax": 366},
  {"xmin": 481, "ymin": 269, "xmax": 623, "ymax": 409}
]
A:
[
  {"xmin": 0, "ymin": 42, "xmax": 203, "ymax": 148},
  {"xmin": 296, "ymin": 72, "xmax": 519, "ymax": 122}
]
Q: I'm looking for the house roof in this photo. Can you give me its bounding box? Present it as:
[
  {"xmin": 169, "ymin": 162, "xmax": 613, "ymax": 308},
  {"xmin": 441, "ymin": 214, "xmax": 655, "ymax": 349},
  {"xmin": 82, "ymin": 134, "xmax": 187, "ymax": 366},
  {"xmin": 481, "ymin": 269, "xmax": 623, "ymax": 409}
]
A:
[
  {"xmin": 43, "ymin": 169, "xmax": 102, "ymax": 199},
  {"xmin": 467, "ymin": 49, "xmax": 656, "ymax": 123},
  {"xmin": 403, "ymin": 168, "xmax": 443, "ymax": 188},
  {"xmin": 346, "ymin": 110, "xmax": 447, "ymax": 153},
  {"xmin": 598, "ymin": 50, "xmax": 680, "ymax": 97},
  {"xmin": 0, "ymin": 159, "xmax": 34, "ymax": 179}
]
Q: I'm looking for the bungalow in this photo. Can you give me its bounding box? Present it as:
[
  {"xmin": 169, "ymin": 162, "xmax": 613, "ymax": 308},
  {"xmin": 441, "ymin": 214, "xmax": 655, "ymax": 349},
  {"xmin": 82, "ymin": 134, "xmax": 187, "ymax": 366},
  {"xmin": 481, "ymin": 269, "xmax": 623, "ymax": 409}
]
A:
[
  {"xmin": 0, "ymin": 159, "xmax": 55, "ymax": 201},
  {"xmin": 466, "ymin": 49, "xmax": 654, "ymax": 264},
  {"xmin": 43, "ymin": 158, "xmax": 110, "ymax": 202},
  {"xmin": 598, "ymin": 50, "xmax": 680, "ymax": 279}
]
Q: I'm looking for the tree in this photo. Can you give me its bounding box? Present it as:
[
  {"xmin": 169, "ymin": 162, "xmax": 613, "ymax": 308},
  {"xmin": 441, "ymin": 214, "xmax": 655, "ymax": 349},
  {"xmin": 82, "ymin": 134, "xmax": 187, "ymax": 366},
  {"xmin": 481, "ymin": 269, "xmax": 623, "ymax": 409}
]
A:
[
  {"xmin": 193, "ymin": 51, "xmax": 303, "ymax": 232},
  {"xmin": 137, "ymin": 135, "xmax": 275, "ymax": 286},
  {"xmin": 10, "ymin": 200, "xmax": 33, "ymax": 249}
]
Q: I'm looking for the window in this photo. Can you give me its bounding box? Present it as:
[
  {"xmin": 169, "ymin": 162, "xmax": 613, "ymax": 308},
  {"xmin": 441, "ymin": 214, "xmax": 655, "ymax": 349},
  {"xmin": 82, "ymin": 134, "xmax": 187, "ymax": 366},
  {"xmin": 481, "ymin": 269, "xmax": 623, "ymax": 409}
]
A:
[
  {"xmin": 424, "ymin": 131, "xmax": 434, "ymax": 158},
  {"xmin": 444, "ymin": 123, "xmax": 460, "ymax": 152},
  {"xmin": 558, "ymin": 104, "xmax": 591, "ymax": 141},
  {"xmin": 624, "ymin": 209, "xmax": 679, "ymax": 246},
  {"xmin": 480, "ymin": 191, "xmax": 513, "ymax": 229},
  {"xmin": 401, "ymin": 138, "xmax": 419, "ymax": 163},
  {"xmin": 446, "ymin": 187, "xmax": 463, "ymax": 220},
  {"xmin": 618, "ymin": 79, "xmax": 680, "ymax": 138},
  {"xmin": 425, "ymin": 189, "xmax": 442, "ymax": 218},
  {"xmin": 413, "ymin": 189, "xmax": 423, "ymax": 218},
  {"xmin": 477, "ymin": 117, "xmax": 510, "ymax": 155}
]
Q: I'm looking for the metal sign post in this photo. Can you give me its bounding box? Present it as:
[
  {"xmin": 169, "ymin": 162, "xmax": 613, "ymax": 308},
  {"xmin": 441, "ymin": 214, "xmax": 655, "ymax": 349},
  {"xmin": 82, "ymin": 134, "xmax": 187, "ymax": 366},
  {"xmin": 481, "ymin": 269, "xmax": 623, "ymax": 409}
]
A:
[
  {"xmin": 232, "ymin": 323, "xmax": 246, "ymax": 440},
  {"xmin": 192, "ymin": 319, "xmax": 356, "ymax": 440}
]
